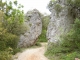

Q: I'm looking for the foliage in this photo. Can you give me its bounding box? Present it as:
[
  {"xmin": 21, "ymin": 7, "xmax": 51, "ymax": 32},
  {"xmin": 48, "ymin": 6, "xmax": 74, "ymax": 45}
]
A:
[
  {"xmin": 0, "ymin": 51, "xmax": 13, "ymax": 60},
  {"xmin": 0, "ymin": 0, "xmax": 25, "ymax": 35},
  {"xmin": 12, "ymin": 48, "xmax": 21, "ymax": 55},
  {"xmin": 67, "ymin": 0, "xmax": 80, "ymax": 18},
  {"xmin": 42, "ymin": 15, "xmax": 50, "ymax": 29},
  {"xmin": 67, "ymin": 0, "xmax": 80, "ymax": 7},
  {"xmin": 37, "ymin": 15, "xmax": 50, "ymax": 42},
  {"xmin": 45, "ymin": 51, "xmax": 80, "ymax": 60},
  {"xmin": 0, "ymin": 41, "xmax": 6, "ymax": 51},
  {"xmin": 0, "ymin": 31, "xmax": 19, "ymax": 51},
  {"xmin": 38, "ymin": 29, "xmax": 47, "ymax": 42},
  {"xmin": 0, "ymin": 19, "xmax": 19, "ymax": 50},
  {"xmin": 0, "ymin": 0, "xmax": 26, "ymax": 48},
  {"xmin": 34, "ymin": 42, "xmax": 41, "ymax": 46},
  {"xmin": 61, "ymin": 52, "xmax": 80, "ymax": 60},
  {"xmin": 0, "ymin": 0, "xmax": 25, "ymax": 59},
  {"xmin": 47, "ymin": 1, "xmax": 54, "ymax": 9},
  {"xmin": 61, "ymin": 18, "xmax": 80, "ymax": 52},
  {"xmin": 48, "ymin": 0, "xmax": 63, "ymax": 16},
  {"xmin": 6, "ymin": 22, "xmax": 27, "ymax": 35},
  {"xmin": 6, "ymin": 33, "xmax": 19, "ymax": 49},
  {"xmin": 45, "ymin": 42, "xmax": 61, "ymax": 55},
  {"xmin": 54, "ymin": 4, "xmax": 63, "ymax": 16},
  {"xmin": 48, "ymin": 0, "xmax": 80, "ymax": 18}
]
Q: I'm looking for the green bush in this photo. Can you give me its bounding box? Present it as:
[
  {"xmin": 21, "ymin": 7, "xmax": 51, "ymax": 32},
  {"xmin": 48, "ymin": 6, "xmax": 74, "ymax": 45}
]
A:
[
  {"xmin": 12, "ymin": 48, "xmax": 21, "ymax": 55},
  {"xmin": 45, "ymin": 43, "xmax": 80, "ymax": 60},
  {"xmin": 34, "ymin": 42, "xmax": 41, "ymax": 46},
  {"xmin": 0, "ymin": 33, "xmax": 19, "ymax": 51},
  {"xmin": 67, "ymin": 0, "xmax": 80, "ymax": 7},
  {"xmin": 0, "ymin": 21, "xmax": 18, "ymax": 51},
  {"xmin": 61, "ymin": 18, "xmax": 80, "ymax": 52},
  {"xmin": 37, "ymin": 29, "xmax": 47, "ymax": 42},
  {"xmin": 0, "ymin": 0, "xmax": 24, "ymax": 59},
  {"xmin": 6, "ymin": 33, "xmax": 19, "ymax": 49},
  {"xmin": 5, "ymin": 47, "xmax": 21, "ymax": 55},
  {"xmin": 0, "ymin": 51, "xmax": 13, "ymax": 60},
  {"xmin": 45, "ymin": 42, "xmax": 62, "ymax": 56},
  {"xmin": 61, "ymin": 52, "xmax": 80, "ymax": 60},
  {"xmin": 54, "ymin": 4, "xmax": 63, "ymax": 16},
  {"xmin": 67, "ymin": 0, "xmax": 80, "ymax": 18},
  {"xmin": 0, "ymin": 41, "xmax": 6, "ymax": 51},
  {"xmin": 42, "ymin": 15, "xmax": 50, "ymax": 29}
]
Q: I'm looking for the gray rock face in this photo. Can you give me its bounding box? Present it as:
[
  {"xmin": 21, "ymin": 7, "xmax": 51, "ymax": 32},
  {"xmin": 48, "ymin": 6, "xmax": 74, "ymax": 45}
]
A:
[
  {"xmin": 18, "ymin": 9, "xmax": 42, "ymax": 48},
  {"xmin": 47, "ymin": 0, "xmax": 74, "ymax": 43}
]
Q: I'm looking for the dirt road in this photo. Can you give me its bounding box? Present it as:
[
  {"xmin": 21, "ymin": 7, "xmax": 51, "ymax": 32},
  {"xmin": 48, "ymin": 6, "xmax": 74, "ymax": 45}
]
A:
[{"xmin": 14, "ymin": 43, "xmax": 48, "ymax": 60}]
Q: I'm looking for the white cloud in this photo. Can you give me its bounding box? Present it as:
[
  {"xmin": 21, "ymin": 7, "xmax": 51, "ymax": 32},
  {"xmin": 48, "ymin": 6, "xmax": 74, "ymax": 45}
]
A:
[{"xmin": 17, "ymin": 0, "xmax": 51, "ymax": 14}]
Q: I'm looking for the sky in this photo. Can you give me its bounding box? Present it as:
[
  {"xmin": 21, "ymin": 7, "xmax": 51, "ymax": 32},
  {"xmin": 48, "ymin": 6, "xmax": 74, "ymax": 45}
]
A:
[{"xmin": 17, "ymin": 0, "xmax": 51, "ymax": 14}]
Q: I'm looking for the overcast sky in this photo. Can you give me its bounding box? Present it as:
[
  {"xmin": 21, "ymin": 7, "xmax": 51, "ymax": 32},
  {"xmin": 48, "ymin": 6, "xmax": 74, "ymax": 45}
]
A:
[{"xmin": 17, "ymin": 0, "xmax": 51, "ymax": 14}]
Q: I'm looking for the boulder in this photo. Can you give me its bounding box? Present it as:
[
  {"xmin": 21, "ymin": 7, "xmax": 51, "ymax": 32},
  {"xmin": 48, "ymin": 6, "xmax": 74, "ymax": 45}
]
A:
[
  {"xmin": 18, "ymin": 9, "xmax": 42, "ymax": 48},
  {"xmin": 47, "ymin": 0, "xmax": 74, "ymax": 43}
]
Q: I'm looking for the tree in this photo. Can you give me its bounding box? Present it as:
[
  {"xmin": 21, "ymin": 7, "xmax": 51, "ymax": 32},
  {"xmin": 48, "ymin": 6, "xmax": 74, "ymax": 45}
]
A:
[
  {"xmin": 0, "ymin": 1, "xmax": 26, "ymax": 59},
  {"xmin": 0, "ymin": 0, "xmax": 25, "ymax": 35},
  {"xmin": 42, "ymin": 15, "xmax": 50, "ymax": 29},
  {"xmin": 67, "ymin": 0, "xmax": 80, "ymax": 19}
]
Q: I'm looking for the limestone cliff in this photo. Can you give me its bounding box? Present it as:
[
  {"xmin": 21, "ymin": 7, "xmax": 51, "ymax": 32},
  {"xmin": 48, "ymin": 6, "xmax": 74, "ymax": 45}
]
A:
[
  {"xmin": 47, "ymin": 0, "xmax": 74, "ymax": 43},
  {"xmin": 18, "ymin": 9, "xmax": 42, "ymax": 48}
]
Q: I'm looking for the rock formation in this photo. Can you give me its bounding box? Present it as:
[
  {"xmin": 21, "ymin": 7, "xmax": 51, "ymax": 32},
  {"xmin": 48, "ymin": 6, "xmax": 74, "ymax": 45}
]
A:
[
  {"xmin": 18, "ymin": 9, "xmax": 42, "ymax": 48},
  {"xmin": 47, "ymin": 0, "xmax": 74, "ymax": 43}
]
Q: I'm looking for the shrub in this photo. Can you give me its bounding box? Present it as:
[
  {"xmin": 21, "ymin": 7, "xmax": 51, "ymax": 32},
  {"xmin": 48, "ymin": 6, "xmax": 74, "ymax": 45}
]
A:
[
  {"xmin": 54, "ymin": 4, "xmax": 63, "ymax": 16},
  {"xmin": 12, "ymin": 48, "xmax": 21, "ymax": 55},
  {"xmin": 45, "ymin": 42, "xmax": 62, "ymax": 56},
  {"xmin": 0, "ymin": 32, "xmax": 19, "ymax": 51},
  {"xmin": 0, "ymin": 41, "xmax": 6, "ymax": 51},
  {"xmin": 0, "ymin": 51, "xmax": 13, "ymax": 60},
  {"xmin": 61, "ymin": 52, "xmax": 80, "ymax": 60},
  {"xmin": 61, "ymin": 18, "xmax": 80, "ymax": 52},
  {"xmin": 67, "ymin": 0, "xmax": 80, "ymax": 18},
  {"xmin": 6, "ymin": 33, "xmax": 19, "ymax": 49},
  {"xmin": 34, "ymin": 42, "xmax": 41, "ymax": 46},
  {"xmin": 37, "ymin": 29, "xmax": 47, "ymax": 42},
  {"xmin": 0, "ymin": 0, "xmax": 24, "ymax": 58},
  {"xmin": 0, "ymin": 31, "xmax": 19, "ymax": 51}
]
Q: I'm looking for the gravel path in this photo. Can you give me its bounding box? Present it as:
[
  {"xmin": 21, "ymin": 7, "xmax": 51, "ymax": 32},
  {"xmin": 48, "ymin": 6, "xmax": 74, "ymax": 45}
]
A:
[{"xmin": 14, "ymin": 43, "xmax": 48, "ymax": 60}]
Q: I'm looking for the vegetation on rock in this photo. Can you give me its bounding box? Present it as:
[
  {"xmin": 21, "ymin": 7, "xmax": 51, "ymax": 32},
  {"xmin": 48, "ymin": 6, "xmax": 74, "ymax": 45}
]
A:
[{"xmin": 67, "ymin": 0, "xmax": 80, "ymax": 19}]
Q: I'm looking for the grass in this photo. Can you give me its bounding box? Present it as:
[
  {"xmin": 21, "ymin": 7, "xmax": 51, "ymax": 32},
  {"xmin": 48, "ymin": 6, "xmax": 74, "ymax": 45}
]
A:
[
  {"xmin": 45, "ymin": 43, "xmax": 80, "ymax": 60},
  {"xmin": 45, "ymin": 51, "xmax": 80, "ymax": 60},
  {"xmin": 37, "ymin": 29, "xmax": 47, "ymax": 42}
]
